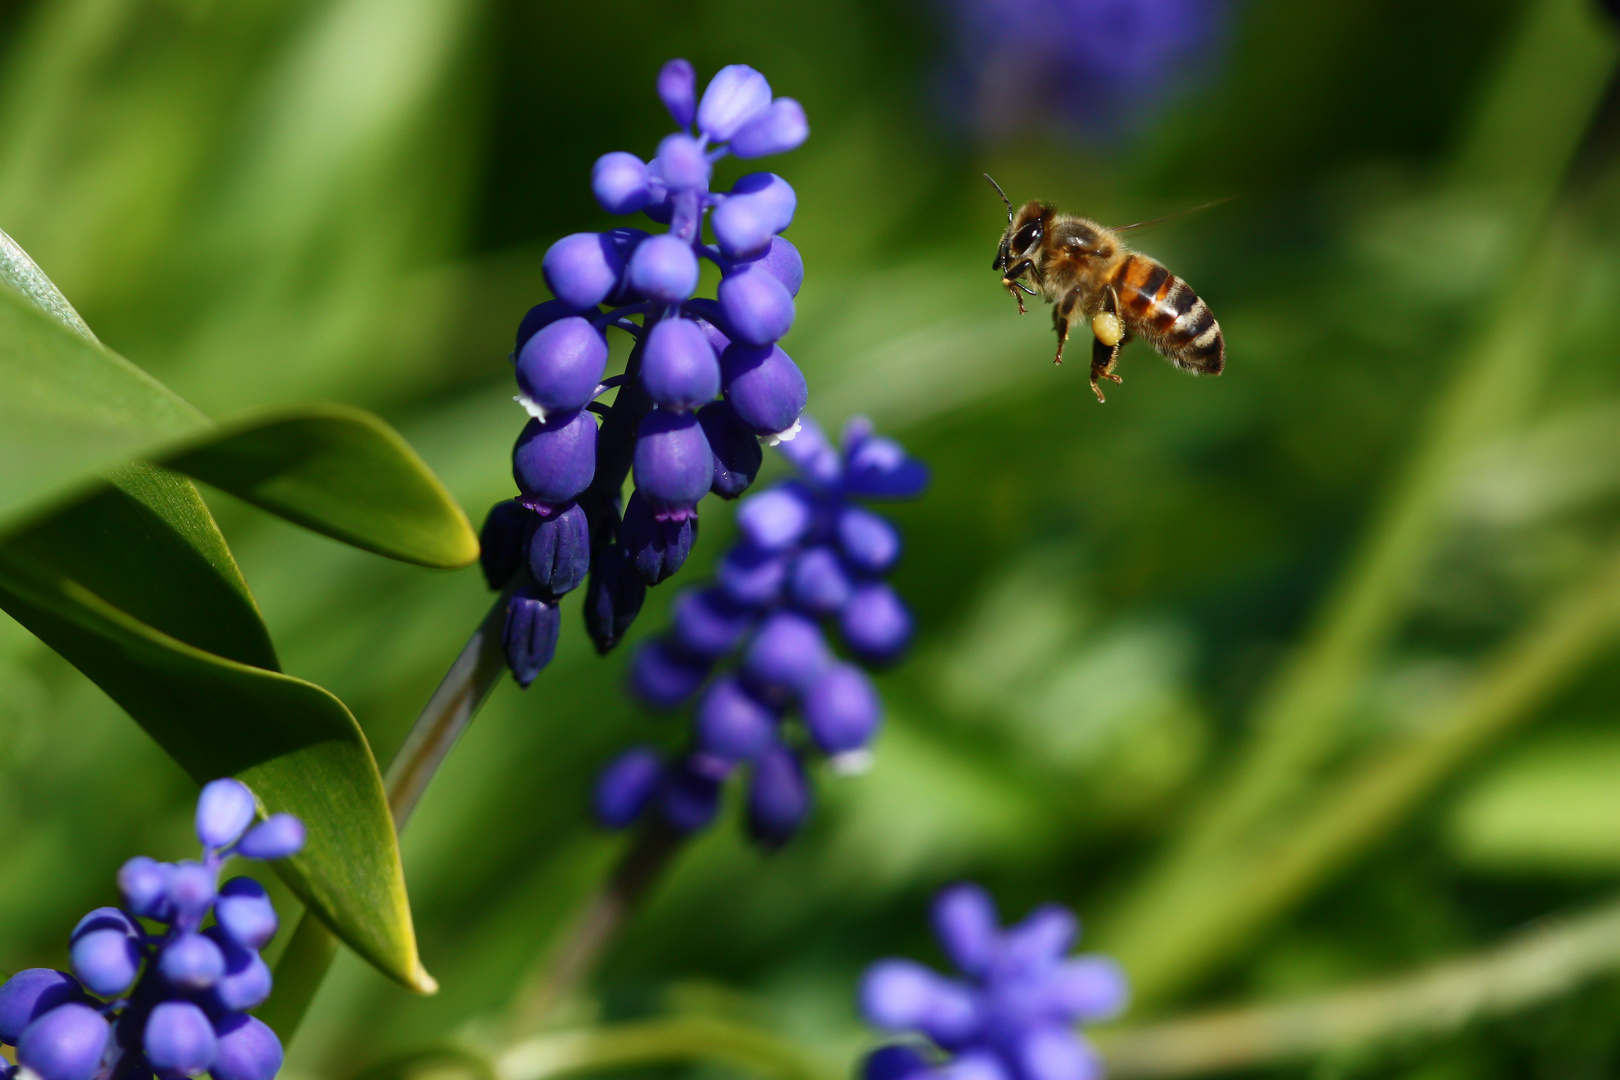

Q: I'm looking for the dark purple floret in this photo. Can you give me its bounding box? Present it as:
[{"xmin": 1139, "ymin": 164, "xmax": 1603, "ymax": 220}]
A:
[
  {"xmin": 527, "ymin": 502, "xmax": 592, "ymax": 598},
  {"xmin": 671, "ymin": 587, "xmax": 756, "ymax": 659},
  {"xmin": 698, "ymin": 401, "xmax": 763, "ymax": 499},
  {"xmin": 742, "ymin": 610, "xmax": 832, "ymax": 698},
  {"xmin": 863, "ymin": 1045, "xmax": 933, "ymax": 1080},
  {"xmin": 595, "ymin": 747, "xmax": 666, "ymax": 828},
  {"xmin": 512, "ymin": 412, "xmax": 597, "ymax": 507},
  {"xmin": 841, "ymin": 582, "xmax": 914, "ymax": 667},
  {"xmin": 628, "ymin": 638, "xmax": 711, "ymax": 709},
  {"xmin": 503, "ymin": 588, "xmax": 561, "ymax": 688},
  {"xmin": 516, "ymin": 316, "xmax": 609, "ymax": 415},
  {"xmin": 479, "ymin": 500, "xmax": 531, "ymax": 589},
  {"xmin": 718, "ymin": 541, "xmax": 788, "ymax": 608},
  {"xmin": 789, "ymin": 546, "xmax": 854, "ymax": 616},
  {"xmin": 746, "ymin": 745, "xmax": 811, "ymax": 846},
  {"xmin": 583, "ymin": 544, "xmax": 646, "ymax": 655},
  {"xmin": 720, "ymin": 343, "xmax": 808, "ymax": 437},
  {"xmin": 642, "ymin": 317, "xmax": 721, "ymax": 411},
  {"xmin": 736, "ymin": 484, "xmax": 814, "ymax": 551},
  {"xmin": 620, "ymin": 492, "xmax": 699, "ymax": 585},
  {"xmin": 657, "ymin": 59, "xmax": 698, "ymax": 127},
  {"xmin": 837, "ymin": 505, "xmax": 902, "ymax": 575},
  {"xmin": 657, "ymin": 757, "xmax": 726, "ymax": 832},
  {"xmin": 802, "ymin": 663, "xmax": 881, "ymax": 754}
]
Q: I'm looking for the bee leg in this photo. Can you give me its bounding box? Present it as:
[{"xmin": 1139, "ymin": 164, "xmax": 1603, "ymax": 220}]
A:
[
  {"xmin": 1088, "ymin": 285, "xmax": 1124, "ymax": 402},
  {"xmin": 1090, "ymin": 334, "xmax": 1123, "ymax": 404},
  {"xmin": 1002, "ymin": 258, "xmax": 1036, "ymax": 314},
  {"xmin": 1053, "ymin": 288, "xmax": 1085, "ymax": 366}
]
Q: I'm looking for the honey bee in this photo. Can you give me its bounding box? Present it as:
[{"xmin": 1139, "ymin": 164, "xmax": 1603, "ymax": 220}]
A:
[{"xmin": 986, "ymin": 174, "xmax": 1224, "ymax": 403}]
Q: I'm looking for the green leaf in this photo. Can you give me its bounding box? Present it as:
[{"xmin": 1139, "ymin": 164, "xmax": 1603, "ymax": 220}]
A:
[
  {"xmin": 164, "ymin": 404, "xmax": 479, "ymax": 569},
  {"xmin": 0, "ymin": 541, "xmax": 436, "ymax": 993}
]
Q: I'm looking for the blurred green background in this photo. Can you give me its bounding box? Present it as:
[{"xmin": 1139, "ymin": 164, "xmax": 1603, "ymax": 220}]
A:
[{"xmin": 5, "ymin": 0, "xmax": 1620, "ymax": 1077}]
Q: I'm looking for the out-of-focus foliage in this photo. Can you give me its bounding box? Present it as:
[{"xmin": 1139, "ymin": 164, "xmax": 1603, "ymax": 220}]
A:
[{"xmin": 3, "ymin": 0, "xmax": 1620, "ymax": 1079}]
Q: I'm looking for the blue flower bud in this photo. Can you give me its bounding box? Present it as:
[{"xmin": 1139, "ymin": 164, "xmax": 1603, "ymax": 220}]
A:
[
  {"xmin": 718, "ymin": 541, "xmax": 787, "ymax": 608},
  {"xmin": 503, "ymin": 588, "xmax": 561, "ymax": 688},
  {"xmin": 512, "ymin": 412, "xmax": 598, "ymax": 507},
  {"xmin": 940, "ymin": 1050, "xmax": 1009, "ymax": 1080},
  {"xmin": 203, "ymin": 928, "xmax": 272, "ymax": 1011},
  {"xmin": 735, "ymin": 235, "xmax": 804, "ymax": 297},
  {"xmin": 711, "ymin": 196, "xmax": 776, "ymax": 261},
  {"xmin": 729, "ymin": 173, "xmax": 796, "ymax": 234},
  {"xmin": 69, "ymin": 910, "xmax": 141, "ymax": 997},
  {"xmin": 730, "ymin": 98, "xmax": 809, "ymax": 158},
  {"xmin": 620, "ymin": 491, "xmax": 697, "ymax": 586},
  {"xmin": 720, "ymin": 343, "xmax": 807, "ymax": 437},
  {"xmin": 697, "ymin": 65, "xmax": 772, "ymax": 141},
  {"xmin": 196, "ymin": 778, "xmax": 256, "ymax": 850},
  {"xmin": 642, "ymin": 317, "xmax": 721, "ymax": 412},
  {"xmin": 698, "ymin": 401, "xmax": 762, "ymax": 499},
  {"xmin": 543, "ymin": 232, "xmax": 625, "ymax": 309},
  {"xmin": 843, "ymin": 424, "xmax": 930, "ymax": 498},
  {"xmin": 592, "ymin": 151, "xmax": 654, "ymax": 215},
  {"xmin": 594, "ymin": 747, "xmax": 665, "ymax": 828},
  {"xmin": 16, "ymin": 1003, "xmax": 108, "ymax": 1080},
  {"xmin": 694, "ymin": 677, "xmax": 778, "ymax": 760},
  {"xmin": 657, "ymin": 59, "xmax": 697, "ymax": 128},
  {"xmin": 0, "ymin": 971, "xmax": 83, "ymax": 1045},
  {"xmin": 214, "ymin": 878, "xmax": 277, "ymax": 951},
  {"xmin": 517, "ymin": 317, "xmax": 609, "ymax": 415},
  {"xmin": 628, "ymin": 639, "xmax": 710, "ymax": 710},
  {"xmin": 863, "ymin": 1046, "xmax": 933, "ymax": 1080},
  {"xmin": 516, "ymin": 300, "xmax": 585, "ymax": 353},
  {"xmin": 657, "ymin": 757, "xmax": 725, "ymax": 832},
  {"xmin": 736, "ymin": 485, "xmax": 814, "ymax": 551},
  {"xmin": 789, "ymin": 547, "xmax": 853, "ymax": 616},
  {"xmin": 117, "ymin": 856, "xmax": 170, "ymax": 920},
  {"xmin": 479, "ymin": 500, "xmax": 531, "ymax": 590},
  {"xmin": 584, "ymin": 544, "xmax": 646, "ymax": 654},
  {"xmin": 655, "ymin": 133, "xmax": 710, "ymax": 192},
  {"xmin": 633, "ymin": 410, "xmax": 713, "ymax": 514},
  {"xmin": 235, "ymin": 815, "xmax": 305, "ymax": 861},
  {"xmin": 1011, "ymin": 1026, "xmax": 1099, "ymax": 1080},
  {"xmin": 165, "ymin": 861, "xmax": 217, "ymax": 923},
  {"xmin": 627, "ymin": 234, "xmax": 699, "ymax": 304},
  {"xmin": 144, "ymin": 1000, "xmax": 216, "ymax": 1077},
  {"xmin": 802, "ymin": 663, "xmax": 881, "ymax": 753},
  {"xmin": 718, "ymin": 265, "xmax": 794, "ymax": 346},
  {"xmin": 932, "ymin": 884, "xmax": 999, "ymax": 978},
  {"xmin": 860, "ymin": 960, "xmax": 958, "ymax": 1031},
  {"xmin": 742, "ymin": 611, "xmax": 831, "ymax": 697},
  {"xmin": 746, "ymin": 745, "xmax": 811, "ymax": 846},
  {"xmin": 527, "ymin": 502, "xmax": 591, "ymax": 598},
  {"xmin": 841, "ymin": 583, "xmax": 913, "ymax": 666},
  {"xmin": 669, "ymin": 587, "xmax": 755, "ymax": 660},
  {"xmin": 837, "ymin": 505, "xmax": 901, "ymax": 575},
  {"xmin": 209, "ymin": 1014, "xmax": 283, "ymax": 1080},
  {"xmin": 159, "ymin": 932, "xmax": 225, "ymax": 990},
  {"xmin": 1043, "ymin": 958, "xmax": 1128, "ymax": 1022}
]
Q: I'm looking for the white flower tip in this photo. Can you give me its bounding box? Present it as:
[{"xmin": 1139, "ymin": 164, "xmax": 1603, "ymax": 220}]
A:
[
  {"xmin": 760, "ymin": 418, "xmax": 802, "ymax": 447},
  {"xmin": 514, "ymin": 393, "xmax": 549, "ymax": 422},
  {"xmin": 829, "ymin": 749, "xmax": 873, "ymax": 777}
]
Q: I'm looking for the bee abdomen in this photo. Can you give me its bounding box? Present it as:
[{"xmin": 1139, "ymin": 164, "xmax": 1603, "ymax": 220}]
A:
[{"xmin": 1115, "ymin": 253, "xmax": 1224, "ymax": 376}]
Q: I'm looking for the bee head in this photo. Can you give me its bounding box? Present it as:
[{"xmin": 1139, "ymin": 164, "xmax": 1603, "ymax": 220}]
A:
[{"xmin": 985, "ymin": 175, "xmax": 1051, "ymax": 271}]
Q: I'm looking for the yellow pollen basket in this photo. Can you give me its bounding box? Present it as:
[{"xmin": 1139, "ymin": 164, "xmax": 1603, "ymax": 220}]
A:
[{"xmin": 1091, "ymin": 312, "xmax": 1124, "ymax": 347}]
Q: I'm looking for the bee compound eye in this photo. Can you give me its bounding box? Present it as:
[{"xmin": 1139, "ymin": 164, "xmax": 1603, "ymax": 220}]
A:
[{"xmin": 1012, "ymin": 222, "xmax": 1042, "ymax": 253}]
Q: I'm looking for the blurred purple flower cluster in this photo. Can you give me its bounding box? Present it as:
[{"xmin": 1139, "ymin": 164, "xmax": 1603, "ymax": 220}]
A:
[
  {"xmin": 594, "ymin": 416, "xmax": 927, "ymax": 846},
  {"xmin": 860, "ymin": 885, "xmax": 1127, "ymax": 1080},
  {"xmin": 940, "ymin": 0, "xmax": 1230, "ymax": 140},
  {"xmin": 481, "ymin": 60, "xmax": 813, "ymax": 684}
]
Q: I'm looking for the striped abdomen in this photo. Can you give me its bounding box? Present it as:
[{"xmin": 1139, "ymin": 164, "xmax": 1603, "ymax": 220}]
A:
[{"xmin": 1112, "ymin": 253, "xmax": 1224, "ymax": 375}]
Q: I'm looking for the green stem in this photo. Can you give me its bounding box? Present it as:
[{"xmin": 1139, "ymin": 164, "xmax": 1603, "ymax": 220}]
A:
[
  {"xmin": 503, "ymin": 820, "xmax": 687, "ymax": 1036},
  {"xmin": 491, "ymin": 1013, "xmax": 839, "ymax": 1080},
  {"xmin": 1098, "ymin": 891, "xmax": 1620, "ymax": 1078}
]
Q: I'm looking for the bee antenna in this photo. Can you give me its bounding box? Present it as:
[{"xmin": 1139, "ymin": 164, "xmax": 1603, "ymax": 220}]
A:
[{"xmin": 983, "ymin": 173, "xmax": 1014, "ymax": 223}]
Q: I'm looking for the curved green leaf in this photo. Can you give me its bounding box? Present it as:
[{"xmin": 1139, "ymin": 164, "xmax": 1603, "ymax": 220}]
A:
[
  {"xmin": 163, "ymin": 404, "xmax": 479, "ymax": 569},
  {"xmin": 0, "ymin": 547, "xmax": 436, "ymax": 993}
]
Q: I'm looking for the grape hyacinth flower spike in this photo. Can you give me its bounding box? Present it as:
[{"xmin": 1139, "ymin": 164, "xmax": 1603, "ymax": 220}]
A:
[
  {"xmin": 0, "ymin": 780, "xmax": 304, "ymax": 1080},
  {"xmin": 480, "ymin": 60, "xmax": 813, "ymax": 685},
  {"xmin": 594, "ymin": 416, "xmax": 927, "ymax": 846},
  {"xmin": 859, "ymin": 885, "xmax": 1128, "ymax": 1080}
]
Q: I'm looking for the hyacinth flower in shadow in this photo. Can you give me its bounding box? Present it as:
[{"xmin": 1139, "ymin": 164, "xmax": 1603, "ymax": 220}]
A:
[
  {"xmin": 0, "ymin": 781, "xmax": 304, "ymax": 1080},
  {"xmin": 938, "ymin": 0, "xmax": 1231, "ymax": 141},
  {"xmin": 479, "ymin": 58, "xmax": 813, "ymax": 684},
  {"xmin": 861, "ymin": 885, "xmax": 1128, "ymax": 1080},
  {"xmin": 502, "ymin": 418, "xmax": 926, "ymax": 1029}
]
